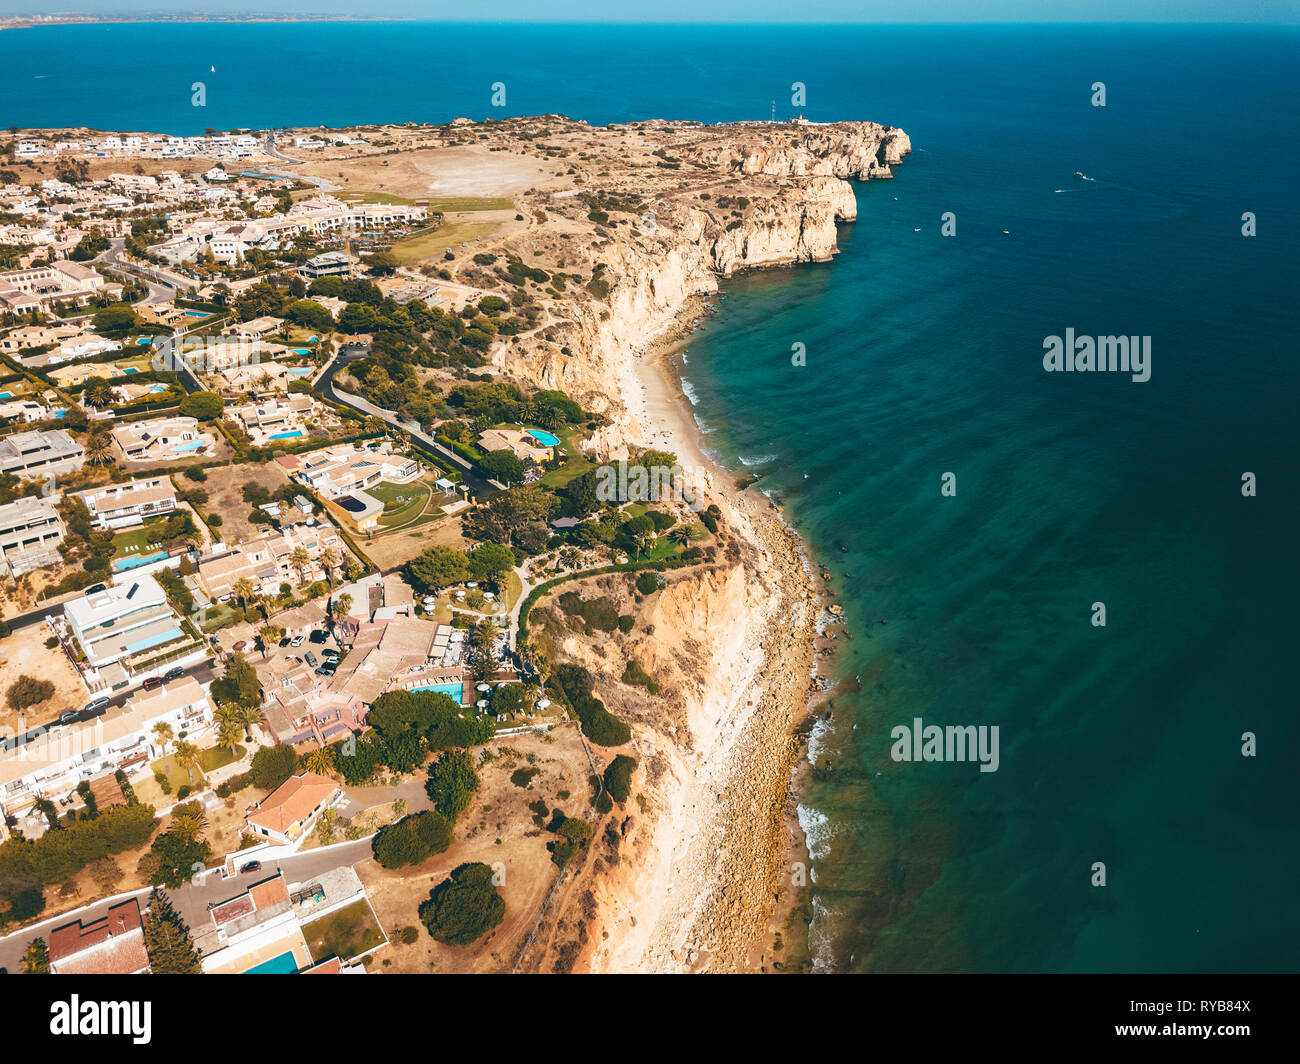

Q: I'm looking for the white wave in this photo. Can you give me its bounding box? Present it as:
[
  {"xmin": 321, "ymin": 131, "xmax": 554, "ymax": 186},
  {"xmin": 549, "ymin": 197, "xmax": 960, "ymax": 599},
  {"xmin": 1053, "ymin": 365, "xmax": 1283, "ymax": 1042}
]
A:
[
  {"xmin": 808, "ymin": 893, "xmax": 840, "ymax": 972},
  {"xmin": 797, "ymin": 802, "xmax": 835, "ymax": 861},
  {"xmin": 680, "ymin": 379, "xmax": 700, "ymax": 405},
  {"xmin": 807, "ymin": 714, "xmax": 832, "ymax": 765},
  {"xmin": 737, "ymin": 452, "xmax": 778, "ymax": 467}
]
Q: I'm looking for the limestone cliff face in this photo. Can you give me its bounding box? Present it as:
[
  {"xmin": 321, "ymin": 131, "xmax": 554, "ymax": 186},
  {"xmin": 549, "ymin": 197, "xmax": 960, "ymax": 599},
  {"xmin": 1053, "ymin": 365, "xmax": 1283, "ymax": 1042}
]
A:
[
  {"xmin": 680, "ymin": 122, "xmax": 912, "ymax": 180},
  {"xmin": 500, "ymin": 121, "xmax": 908, "ymax": 449}
]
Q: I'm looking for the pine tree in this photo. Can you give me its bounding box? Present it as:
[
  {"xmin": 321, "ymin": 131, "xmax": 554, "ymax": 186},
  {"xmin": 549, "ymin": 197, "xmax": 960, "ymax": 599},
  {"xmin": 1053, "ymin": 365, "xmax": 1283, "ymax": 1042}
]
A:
[
  {"xmin": 22, "ymin": 937, "xmax": 50, "ymax": 974},
  {"xmin": 142, "ymin": 887, "xmax": 201, "ymax": 974}
]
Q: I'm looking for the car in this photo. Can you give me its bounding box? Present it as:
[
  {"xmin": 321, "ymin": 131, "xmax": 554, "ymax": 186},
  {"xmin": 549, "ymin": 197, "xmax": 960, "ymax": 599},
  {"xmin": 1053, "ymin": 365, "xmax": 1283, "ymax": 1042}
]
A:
[
  {"xmin": 309, "ymin": 629, "xmax": 328, "ymax": 644},
  {"xmin": 84, "ymin": 583, "xmax": 106, "ymax": 594},
  {"xmin": 321, "ymin": 648, "xmax": 340, "ymax": 662},
  {"xmin": 84, "ymin": 696, "xmax": 110, "ymax": 713},
  {"xmin": 290, "ymin": 635, "xmax": 305, "ymax": 647},
  {"xmin": 59, "ymin": 710, "xmax": 81, "ymax": 726},
  {"xmin": 305, "ymin": 652, "xmax": 318, "ymax": 667},
  {"xmin": 315, "ymin": 664, "xmax": 336, "ymax": 676},
  {"xmin": 278, "ymin": 637, "xmax": 291, "ymax": 648},
  {"xmin": 163, "ymin": 666, "xmax": 185, "ymax": 681},
  {"xmin": 141, "ymin": 677, "xmax": 162, "ymax": 691},
  {"xmin": 239, "ymin": 861, "xmax": 262, "ymax": 874}
]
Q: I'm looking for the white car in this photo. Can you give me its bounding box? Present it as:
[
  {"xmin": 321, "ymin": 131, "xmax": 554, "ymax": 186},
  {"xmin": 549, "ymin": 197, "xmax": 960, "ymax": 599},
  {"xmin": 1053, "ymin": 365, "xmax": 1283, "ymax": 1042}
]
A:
[{"xmin": 290, "ymin": 634, "xmax": 305, "ymax": 648}]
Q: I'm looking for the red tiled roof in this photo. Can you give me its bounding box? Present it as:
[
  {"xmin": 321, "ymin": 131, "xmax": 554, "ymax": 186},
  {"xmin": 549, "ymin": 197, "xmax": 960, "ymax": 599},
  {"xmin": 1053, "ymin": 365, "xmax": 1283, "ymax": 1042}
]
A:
[{"xmin": 48, "ymin": 900, "xmax": 150, "ymax": 975}]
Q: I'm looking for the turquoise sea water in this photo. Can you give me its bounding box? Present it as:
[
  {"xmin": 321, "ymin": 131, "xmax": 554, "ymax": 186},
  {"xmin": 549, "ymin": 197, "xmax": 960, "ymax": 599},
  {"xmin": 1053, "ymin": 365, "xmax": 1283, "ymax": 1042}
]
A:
[{"xmin": 4, "ymin": 21, "xmax": 1295, "ymax": 973}]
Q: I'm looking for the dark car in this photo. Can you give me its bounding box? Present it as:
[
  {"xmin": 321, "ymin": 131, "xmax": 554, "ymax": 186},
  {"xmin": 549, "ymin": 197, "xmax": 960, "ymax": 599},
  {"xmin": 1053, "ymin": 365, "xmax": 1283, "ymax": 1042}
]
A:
[
  {"xmin": 163, "ymin": 666, "xmax": 185, "ymax": 681},
  {"xmin": 321, "ymin": 648, "xmax": 340, "ymax": 662},
  {"xmin": 84, "ymin": 583, "xmax": 106, "ymax": 594},
  {"xmin": 141, "ymin": 677, "xmax": 162, "ymax": 691},
  {"xmin": 59, "ymin": 710, "xmax": 81, "ymax": 726},
  {"xmin": 278, "ymin": 637, "xmax": 291, "ymax": 647},
  {"xmin": 239, "ymin": 861, "xmax": 262, "ymax": 874},
  {"xmin": 304, "ymin": 652, "xmax": 318, "ymax": 668},
  {"xmin": 309, "ymin": 630, "xmax": 328, "ymax": 644},
  {"xmin": 84, "ymin": 696, "xmax": 110, "ymax": 713},
  {"xmin": 314, "ymin": 664, "xmax": 336, "ymax": 676}
]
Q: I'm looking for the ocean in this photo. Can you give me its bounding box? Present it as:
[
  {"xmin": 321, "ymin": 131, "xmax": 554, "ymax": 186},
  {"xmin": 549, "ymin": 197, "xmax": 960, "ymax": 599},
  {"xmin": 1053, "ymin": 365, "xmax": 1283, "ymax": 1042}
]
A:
[{"xmin": 4, "ymin": 21, "xmax": 1296, "ymax": 972}]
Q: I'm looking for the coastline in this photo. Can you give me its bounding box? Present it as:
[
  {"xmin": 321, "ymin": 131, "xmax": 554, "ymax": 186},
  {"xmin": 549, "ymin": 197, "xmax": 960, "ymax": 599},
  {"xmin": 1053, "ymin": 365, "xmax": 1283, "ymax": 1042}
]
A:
[{"xmin": 590, "ymin": 295, "xmax": 833, "ymax": 972}]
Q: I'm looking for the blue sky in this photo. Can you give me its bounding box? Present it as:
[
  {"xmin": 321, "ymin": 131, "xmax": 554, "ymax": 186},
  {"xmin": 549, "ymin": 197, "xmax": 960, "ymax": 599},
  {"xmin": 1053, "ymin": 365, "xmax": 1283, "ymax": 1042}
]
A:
[{"xmin": 6, "ymin": 1, "xmax": 1299, "ymax": 23}]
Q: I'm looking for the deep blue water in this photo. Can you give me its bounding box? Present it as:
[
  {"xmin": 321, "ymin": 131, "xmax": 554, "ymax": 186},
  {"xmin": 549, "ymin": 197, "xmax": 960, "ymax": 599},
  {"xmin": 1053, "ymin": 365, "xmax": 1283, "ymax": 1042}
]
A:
[{"xmin": 4, "ymin": 22, "xmax": 1296, "ymax": 973}]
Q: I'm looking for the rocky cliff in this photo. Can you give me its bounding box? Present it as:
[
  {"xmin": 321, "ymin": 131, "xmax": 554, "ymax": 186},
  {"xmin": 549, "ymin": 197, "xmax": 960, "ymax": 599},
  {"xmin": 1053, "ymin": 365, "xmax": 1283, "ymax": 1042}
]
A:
[{"xmin": 497, "ymin": 120, "xmax": 909, "ymax": 451}]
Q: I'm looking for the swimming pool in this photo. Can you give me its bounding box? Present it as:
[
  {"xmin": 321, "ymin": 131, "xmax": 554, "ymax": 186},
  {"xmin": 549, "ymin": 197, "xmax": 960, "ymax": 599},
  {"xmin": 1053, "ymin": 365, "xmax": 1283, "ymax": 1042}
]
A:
[
  {"xmin": 113, "ymin": 551, "xmax": 168, "ymax": 572},
  {"xmin": 171, "ymin": 441, "xmax": 204, "ymax": 452},
  {"xmin": 245, "ymin": 951, "xmax": 298, "ymax": 974},
  {"xmin": 292, "ymin": 348, "xmax": 312, "ymax": 355},
  {"xmin": 185, "ymin": 310, "xmax": 208, "ymax": 317},
  {"xmin": 410, "ymin": 682, "xmax": 465, "ymax": 704},
  {"xmin": 135, "ymin": 337, "xmax": 152, "ymax": 345},
  {"xmin": 0, "ymin": 392, "xmax": 11, "ymax": 399},
  {"xmin": 268, "ymin": 430, "xmax": 304, "ymax": 440},
  {"xmin": 527, "ymin": 428, "xmax": 561, "ymax": 447},
  {"xmin": 288, "ymin": 367, "xmax": 313, "ymax": 377},
  {"xmin": 122, "ymin": 367, "xmax": 139, "ymax": 374}
]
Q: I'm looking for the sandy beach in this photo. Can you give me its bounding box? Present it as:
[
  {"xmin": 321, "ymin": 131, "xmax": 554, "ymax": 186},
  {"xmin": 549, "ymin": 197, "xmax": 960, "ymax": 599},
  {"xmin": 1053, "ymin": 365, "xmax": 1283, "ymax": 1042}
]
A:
[{"xmin": 579, "ymin": 297, "xmax": 828, "ymax": 973}]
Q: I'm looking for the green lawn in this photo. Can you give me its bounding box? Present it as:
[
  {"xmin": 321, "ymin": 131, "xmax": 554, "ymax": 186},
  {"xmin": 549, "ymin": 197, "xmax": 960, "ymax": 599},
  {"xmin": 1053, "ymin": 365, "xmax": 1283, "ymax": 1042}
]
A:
[
  {"xmin": 392, "ymin": 221, "xmax": 501, "ymax": 265},
  {"xmin": 369, "ymin": 479, "xmax": 433, "ymax": 528},
  {"xmin": 199, "ymin": 744, "xmax": 245, "ymax": 773},
  {"xmin": 339, "ymin": 190, "xmax": 417, "ymax": 205},
  {"xmin": 111, "ymin": 517, "xmax": 173, "ymax": 559},
  {"xmin": 426, "ymin": 196, "xmax": 513, "ymax": 213},
  {"xmin": 302, "ymin": 900, "xmax": 387, "ymax": 962},
  {"xmin": 150, "ymin": 756, "xmax": 203, "ymax": 792},
  {"xmin": 538, "ymin": 425, "xmax": 594, "ymax": 489}
]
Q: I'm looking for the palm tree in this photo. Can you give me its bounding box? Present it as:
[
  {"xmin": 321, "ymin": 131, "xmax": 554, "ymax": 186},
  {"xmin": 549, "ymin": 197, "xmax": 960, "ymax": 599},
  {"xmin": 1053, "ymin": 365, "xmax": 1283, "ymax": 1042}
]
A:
[
  {"xmin": 216, "ymin": 714, "xmax": 243, "ymax": 753},
  {"xmin": 232, "ymin": 577, "xmax": 255, "ymax": 613},
  {"xmin": 170, "ymin": 806, "xmax": 208, "ymax": 841},
  {"xmin": 668, "ymin": 525, "xmax": 692, "ymax": 547},
  {"xmin": 257, "ymin": 624, "xmax": 283, "ymax": 658},
  {"xmin": 319, "ymin": 546, "xmax": 339, "ymax": 586},
  {"xmin": 331, "ymin": 592, "xmax": 353, "ymax": 635},
  {"xmin": 84, "ymin": 433, "xmax": 114, "ymax": 467},
  {"xmin": 633, "ymin": 529, "xmax": 656, "ymax": 561},
  {"xmin": 290, "ymin": 546, "xmax": 310, "ymax": 584},
  {"xmin": 83, "ymin": 377, "xmax": 114, "ymax": 409},
  {"xmin": 236, "ymin": 703, "xmax": 265, "ymax": 742},
  {"xmin": 173, "ymin": 740, "xmax": 200, "ymax": 786},
  {"xmin": 306, "ymin": 746, "xmax": 335, "ymax": 776},
  {"xmin": 152, "ymin": 722, "xmax": 174, "ymax": 767}
]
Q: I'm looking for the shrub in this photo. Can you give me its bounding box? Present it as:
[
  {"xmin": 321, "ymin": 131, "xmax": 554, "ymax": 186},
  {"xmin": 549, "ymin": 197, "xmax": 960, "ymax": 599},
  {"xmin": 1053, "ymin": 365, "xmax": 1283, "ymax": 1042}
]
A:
[
  {"xmin": 372, "ymin": 811, "xmax": 454, "ymax": 869},
  {"xmin": 510, "ymin": 767, "xmax": 540, "ymax": 788},
  {"xmin": 425, "ymin": 750, "xmax": 479, "ymax": 821},
  {"xmin": 419, "ymin": 863, "xmax": 505, "ymax": 945},
  {"xmin": 603, "ymin": 755, "xmax": 637, "ymax": 803},
  {"xmin": 5, "ymin": 675, "xmax": 55, "ymax": 711},
  {"xmin": 550, "ymin": 665, "xmax": 630, "ymax": 747},
  {"xmin": 635, "ymin": 571, "xmax": 662, "ymax": 596},
  {"xmin": 616, "ymin": 615, "xmax": 634, "ymax": 633},
  {"xmin": 621, "ymin": 659, "xmax": 660, "ymax": 694}
]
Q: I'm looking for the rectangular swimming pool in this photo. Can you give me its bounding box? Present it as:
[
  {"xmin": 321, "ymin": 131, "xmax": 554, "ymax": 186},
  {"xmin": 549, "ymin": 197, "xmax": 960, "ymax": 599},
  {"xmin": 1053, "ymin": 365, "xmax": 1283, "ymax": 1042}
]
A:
[{"xmin": 245, "ymin": 951, "xmax": 298, "ymax": 974}]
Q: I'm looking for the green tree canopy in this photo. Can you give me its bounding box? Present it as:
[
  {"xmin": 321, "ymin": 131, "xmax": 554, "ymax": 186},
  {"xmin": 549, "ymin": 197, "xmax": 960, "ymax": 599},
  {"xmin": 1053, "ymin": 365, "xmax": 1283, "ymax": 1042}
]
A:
[{"xmin": 418, "ymin": 862, "xmax": 505, "ymax": 946}]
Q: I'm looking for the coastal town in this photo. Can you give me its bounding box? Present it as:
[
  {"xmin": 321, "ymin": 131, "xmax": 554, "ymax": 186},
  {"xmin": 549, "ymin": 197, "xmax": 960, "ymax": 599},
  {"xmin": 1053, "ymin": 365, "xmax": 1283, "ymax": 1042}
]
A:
[{"xmin": 0, "ymin": 113, "xmax": 908, "ymax": 975}]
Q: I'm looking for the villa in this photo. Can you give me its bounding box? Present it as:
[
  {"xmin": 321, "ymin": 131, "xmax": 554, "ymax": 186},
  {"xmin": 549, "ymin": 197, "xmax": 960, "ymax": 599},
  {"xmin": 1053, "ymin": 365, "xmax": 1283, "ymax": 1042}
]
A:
[
  {"xmin": 195, "ymin": 869, "xmax": 373, "ymax": 974},
  {"xmin": 0, "ymin": 495, "xmax": 65, "ymax": 579},
  {"xmin": 112, "ymin": 416, "xmax": 214, "ymax": 462},
  {"xmin": 0, "ymin": 399, "xmax": 50, "ymax": 423},
  {"xmin": 0, "ymin": 676, "xmax": 214, "ymax": 818},
  {"xmin": 0, "ymin": 428, "xmax": 84, "ymax": 478},
  {"xmin": 48, "ymin": 900, "xmax": 151, "ymax": 976},
  {"xmin": 58, "ymin": 574, "xmax": 203, "ymax": 690},
  {"xmin": 196, "ymin": 521, "xmax": 344, "ymax": 601},
  {"xmin": 78, "ymin": 476, "xmax": 178, "ymax": 529},
  {"xmin": 228, "ymin": 393, "xmax": 321, "ymax": 445},
  {"xmin": 279, "ymin": 442, "xmax": 419, "ymax": 499},
  {"xmin": 245, "ymin": 772, "xmax": 343, "ymax": 846},
  {"xmin": 0, "ymin": 259, "xmax": 122, "ymax": 314},
  {"xmin": 477, "ymin": 426, "xmax": 557, "ymax": 464}
]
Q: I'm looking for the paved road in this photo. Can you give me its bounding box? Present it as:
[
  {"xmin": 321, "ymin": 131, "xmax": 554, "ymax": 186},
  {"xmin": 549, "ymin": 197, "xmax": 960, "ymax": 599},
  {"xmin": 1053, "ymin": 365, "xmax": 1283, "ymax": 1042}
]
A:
[
  {"xmin": 96, "ymin": 238, "xmax": 195, "ymax": 303},
  {"xmin": 314, "ymin": 345, "xmax": 500, "ymax": 501},
  {"xmin": 0, "ymin": 838, "xmax": 372, "ymax": 972}
]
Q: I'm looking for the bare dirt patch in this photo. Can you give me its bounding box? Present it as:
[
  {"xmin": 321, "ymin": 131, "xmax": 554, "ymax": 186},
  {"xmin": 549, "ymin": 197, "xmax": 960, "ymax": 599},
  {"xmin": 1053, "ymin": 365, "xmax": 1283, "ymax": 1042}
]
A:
[
  {"xmin": 198, "ymin": 460, "xmax": 294, "ymax": 546},
  {"xmin": 0, "ymin": 623, "xmax": 87, "ymax": 737},
  {"xmin": 357, "ymin": 727, "xmax": 595, "ymax": 973}
]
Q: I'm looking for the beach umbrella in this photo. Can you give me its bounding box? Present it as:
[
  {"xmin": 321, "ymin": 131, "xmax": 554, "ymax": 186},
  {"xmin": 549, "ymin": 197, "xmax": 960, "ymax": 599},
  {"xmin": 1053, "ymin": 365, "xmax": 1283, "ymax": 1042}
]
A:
[{"xmin": 476, "ymin": 683, "xmax": 491, "ymax": 692}]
